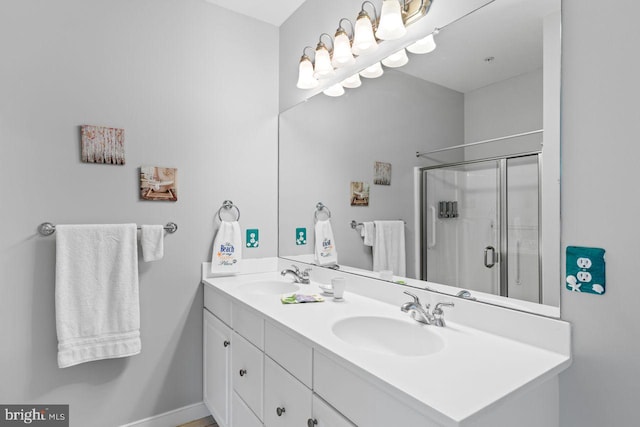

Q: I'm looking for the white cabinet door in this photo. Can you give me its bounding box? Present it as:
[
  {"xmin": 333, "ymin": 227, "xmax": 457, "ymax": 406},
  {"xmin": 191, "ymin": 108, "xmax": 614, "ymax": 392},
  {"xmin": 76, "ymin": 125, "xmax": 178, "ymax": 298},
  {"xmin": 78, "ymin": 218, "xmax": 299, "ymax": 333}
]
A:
[
  {"xmin": 232, "ymin": 332, "xmax": 264, "ymax": 420},
  {"xmin": 232, "ymin": 391, "xmax": 263, "ymax": 427},
  {"xmin": 264, "ymin": 356, "xmax": 312, "ymax": 427},
  {"xmin": 308, "ymin": 394, "xmax": 355, "ymax": 427},
  {"xmin": 204, "ymin": 309, "xmax": 232, "ymax": 427}
]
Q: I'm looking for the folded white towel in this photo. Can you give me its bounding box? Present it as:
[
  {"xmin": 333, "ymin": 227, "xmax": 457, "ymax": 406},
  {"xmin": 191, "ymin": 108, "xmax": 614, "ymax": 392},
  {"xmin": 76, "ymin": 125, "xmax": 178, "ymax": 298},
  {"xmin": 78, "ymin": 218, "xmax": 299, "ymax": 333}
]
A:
[
  {"xmin": 210, "ymin": 221, "xmax": 242, "ymax": 274},
  {"xmin": 140, "ymin": 225, "xmax": 164, "ymax": 262},
  {"xmin": 360, "ymin": 222, "xmax": 375, "ymax": 247},
  {"xmin": 314, "ymin": 219, "xmax": 338, "ymax": 266},
  {"xmin": 373, "ymin": 220, "xmax": 406, "ymax": 276},
  {"xmin": 55, "ymin": 224, "xmax": 141, "ymax": 368}
]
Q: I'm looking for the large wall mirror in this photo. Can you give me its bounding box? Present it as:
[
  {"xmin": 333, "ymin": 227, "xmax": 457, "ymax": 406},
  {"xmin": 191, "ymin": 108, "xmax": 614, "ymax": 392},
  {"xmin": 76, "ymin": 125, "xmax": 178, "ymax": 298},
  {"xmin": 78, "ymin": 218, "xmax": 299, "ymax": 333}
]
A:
[{"xmin": 278, "ymin": 0, "xmax": 561, "ymax": 317}]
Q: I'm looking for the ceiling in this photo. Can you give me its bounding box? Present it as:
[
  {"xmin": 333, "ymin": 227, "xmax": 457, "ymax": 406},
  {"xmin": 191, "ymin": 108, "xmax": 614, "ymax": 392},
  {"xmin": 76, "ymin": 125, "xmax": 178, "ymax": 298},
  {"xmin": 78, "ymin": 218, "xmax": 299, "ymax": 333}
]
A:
[{"xmin": 203, "ymin": 0, "xmax": 307, "ymax": 26}]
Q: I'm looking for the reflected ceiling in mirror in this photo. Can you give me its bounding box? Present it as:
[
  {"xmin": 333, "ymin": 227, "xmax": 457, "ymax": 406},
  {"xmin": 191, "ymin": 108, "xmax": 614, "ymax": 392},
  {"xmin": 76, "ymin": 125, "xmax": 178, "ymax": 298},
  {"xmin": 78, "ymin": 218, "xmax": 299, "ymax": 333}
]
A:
[{"xmin": 278, "ymin": 0, "xmax": 561, "ymax": 317}]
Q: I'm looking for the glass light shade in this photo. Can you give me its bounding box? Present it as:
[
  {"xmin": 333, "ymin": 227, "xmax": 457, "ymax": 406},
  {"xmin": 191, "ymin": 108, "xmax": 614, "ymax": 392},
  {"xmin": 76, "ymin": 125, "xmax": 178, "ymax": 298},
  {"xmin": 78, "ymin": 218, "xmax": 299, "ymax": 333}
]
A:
[
  {"xmin": 323, "ymin": 83, "xmax": 345, "ymax": 97},
  {"xmin": 375, "ymin": 0, "xmax": 406, "ymax": 40},
  {"xmin": 352, "ymin": 14, "xmax": 378, "ymax": 56},
  {"xmin": 332, "ymin": 31, "xmax": 355, "ymax": 68},
  {"xmin": 314, "ymin": 45, "xmax": 335, "ymax": 78},
  {"xmin": 359, "ymin": 61, "xmax": 384, "ymax": 78},
  {"xmin": 407, "ymin": 33, "xmax": 437, "ymax": 54},
  {"xmin": 296, "ymin": 57, "xmax": 319, "ymax": 89},
  {"xmin": 341, "ymin": 73, "xmax": 362, "ymax": 88},
  {"xmin": 382, "ymin": 48, "xmax": 409, "ymax": 68}
]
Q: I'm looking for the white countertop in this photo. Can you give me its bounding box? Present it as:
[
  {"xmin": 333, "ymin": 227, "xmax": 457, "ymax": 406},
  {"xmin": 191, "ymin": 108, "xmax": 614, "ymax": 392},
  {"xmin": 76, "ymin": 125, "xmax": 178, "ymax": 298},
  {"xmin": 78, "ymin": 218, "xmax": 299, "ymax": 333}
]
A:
[{"xmin": 202, "ymin": 270, "xmax": 571, "ymax": 426}]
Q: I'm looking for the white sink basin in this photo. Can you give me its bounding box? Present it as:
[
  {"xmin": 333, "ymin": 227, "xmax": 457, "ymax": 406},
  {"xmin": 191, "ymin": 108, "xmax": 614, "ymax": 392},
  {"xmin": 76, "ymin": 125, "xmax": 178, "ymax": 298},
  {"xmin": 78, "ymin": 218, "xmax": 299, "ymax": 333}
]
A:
[
  {"xmin": 237, "ymin": 280, "xmax": 300, "ymax": 295},
  {"xmin": 332, "ymin": 316, "xmax": 445, "ymax": 357}
]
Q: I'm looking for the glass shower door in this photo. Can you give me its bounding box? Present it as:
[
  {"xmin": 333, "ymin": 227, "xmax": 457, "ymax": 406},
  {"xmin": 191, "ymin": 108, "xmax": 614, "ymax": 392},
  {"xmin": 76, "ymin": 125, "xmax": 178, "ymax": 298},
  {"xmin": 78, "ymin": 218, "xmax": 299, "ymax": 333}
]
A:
[{"xmin": 423, "ymin": 160, "xmax": 500, "ymax": 294}]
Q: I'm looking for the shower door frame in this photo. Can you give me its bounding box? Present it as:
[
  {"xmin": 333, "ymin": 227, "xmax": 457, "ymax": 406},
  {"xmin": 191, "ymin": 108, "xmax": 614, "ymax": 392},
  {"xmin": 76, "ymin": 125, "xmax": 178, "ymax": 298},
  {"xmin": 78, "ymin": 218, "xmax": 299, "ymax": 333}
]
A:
[{"xmin": 420, "ymin": 151, "xmax": 542, "ymax": 301}]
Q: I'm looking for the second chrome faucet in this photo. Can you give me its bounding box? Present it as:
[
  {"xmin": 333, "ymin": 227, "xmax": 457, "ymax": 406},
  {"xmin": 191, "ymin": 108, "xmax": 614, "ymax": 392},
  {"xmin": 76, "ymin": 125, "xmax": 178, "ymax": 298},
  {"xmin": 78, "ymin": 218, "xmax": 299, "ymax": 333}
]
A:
[
  {"xmin": 401, "ymin": 291, "xmax": 454, "ymax": 327},
  {"xmin": 281, "ymin": 264, "xmax": 311, "ymax": 284}
]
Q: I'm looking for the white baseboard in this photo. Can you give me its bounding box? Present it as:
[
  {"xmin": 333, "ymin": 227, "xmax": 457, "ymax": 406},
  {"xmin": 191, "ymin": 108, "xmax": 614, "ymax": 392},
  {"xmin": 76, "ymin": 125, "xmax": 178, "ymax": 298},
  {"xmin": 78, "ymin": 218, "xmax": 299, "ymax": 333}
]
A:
[{"xmin": 120, "ymin": 402, "xmax": 210, "ymax": 427}]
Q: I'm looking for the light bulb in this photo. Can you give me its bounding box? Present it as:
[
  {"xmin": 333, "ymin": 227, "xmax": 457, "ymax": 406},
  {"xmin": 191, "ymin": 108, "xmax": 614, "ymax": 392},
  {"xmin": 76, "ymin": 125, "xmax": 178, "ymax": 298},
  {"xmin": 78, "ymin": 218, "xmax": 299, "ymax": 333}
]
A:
[
  {"xmin": 407, "ymin": 33, "xmax": 437, "ymax": 54},
  {"xmin": 382, "ymin": 48, "xmax": 409, "ymax": 68},
  {"xmin": 341, "ymin": 73, "xmax": 362, "ymax": 89},
  {"xmin": 359, "ymin": 61, "xmax": 384, "ymax": 79},
  {"xmin": 332, "ymin": 30, "xmax": 355, "ymax": 68},
  {"xmin": 352, "ymin": 13, "xmax": 378, "ymax": 56},
  {"xmin": 376, "ymin": 0, "xmax": 406, "ymax": 40},
  {"xmin": 314, "ymin": 43, "xmax": 335, "ymax": 79},
  {"xmin": 296, "ymin": 56, "xmax": 319, "ymax": 89},
  {"xmin": 323, "ymin": 83, "xmax": 345, "ymax": 97}
]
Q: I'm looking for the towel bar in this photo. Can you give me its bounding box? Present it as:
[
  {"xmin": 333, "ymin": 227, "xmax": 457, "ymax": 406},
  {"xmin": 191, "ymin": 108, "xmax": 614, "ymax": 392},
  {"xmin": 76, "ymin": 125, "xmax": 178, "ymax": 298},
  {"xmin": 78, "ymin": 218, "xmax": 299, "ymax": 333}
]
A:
[
  {"xmin": 350, "ymin": 220, "xmax": 406, "ymax": 230},
  {"xmin": 38, "ymin": 222, "xmax": 178, "ymax": 236}
]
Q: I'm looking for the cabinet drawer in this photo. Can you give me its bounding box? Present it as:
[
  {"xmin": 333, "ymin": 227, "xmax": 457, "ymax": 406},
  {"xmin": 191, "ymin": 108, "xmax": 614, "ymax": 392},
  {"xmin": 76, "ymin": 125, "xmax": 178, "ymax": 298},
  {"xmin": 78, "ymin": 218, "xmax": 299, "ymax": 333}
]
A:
[
  {"xmin": 232, "ymin": 332, "xmax": 264, "ymax": 420},
  {"xmin": 314, "ymin": 351, "xmax": 437, "ymax": 427},
  {"xmin": 232, "ymin": 391, "xmax": 262, "ymax": 427},
  {"xmin": 310, "ymin": 394, "xmax": 355, "ymax": 427},
  {"xmin": 264, "ymin": 322, "xmax": 312, "ymax": 387},
  {"xmin": 204, "ymin": 285, "xmax": 232, "ymax": 326},
  {"xmin": 233, "ymin": 303, "xmax": 264, "ymax": 350},
  {"xmin": 264, "ymin": 356, "xmax": 312, "ymax": 427}
]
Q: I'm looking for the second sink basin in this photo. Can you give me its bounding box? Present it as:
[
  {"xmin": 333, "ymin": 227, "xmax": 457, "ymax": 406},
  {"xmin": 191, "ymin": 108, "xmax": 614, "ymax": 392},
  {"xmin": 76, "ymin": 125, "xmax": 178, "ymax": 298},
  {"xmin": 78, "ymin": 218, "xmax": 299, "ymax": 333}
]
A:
[
  {"xmin": 237, "ymin": 280, "xmax": 300, "ymax": 295},
  {"xmin": 332, "ymin": 316, "xmax": 445, "ymax": 357}
]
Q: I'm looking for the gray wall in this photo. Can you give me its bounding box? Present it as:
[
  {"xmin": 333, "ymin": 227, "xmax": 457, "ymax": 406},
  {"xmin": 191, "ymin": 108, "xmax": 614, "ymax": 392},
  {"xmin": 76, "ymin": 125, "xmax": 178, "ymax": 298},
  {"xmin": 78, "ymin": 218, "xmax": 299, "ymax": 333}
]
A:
[
  {"xmin": 279, "ymin": 70, "xmax": 464, "ymax": 276},
  {"xmin": 560, "ymin": 1, "xmax": 640, "ymax": 425},
  {"xmin": 0, "ymin": 1, "xmax": 278, "ymax": 426}
]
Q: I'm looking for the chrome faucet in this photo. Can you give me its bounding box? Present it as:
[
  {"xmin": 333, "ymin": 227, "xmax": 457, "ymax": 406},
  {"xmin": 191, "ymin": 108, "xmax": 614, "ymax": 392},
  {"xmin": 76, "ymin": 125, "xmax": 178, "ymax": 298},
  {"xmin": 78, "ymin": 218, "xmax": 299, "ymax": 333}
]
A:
[
  {"xmin": 280, "ymin": 265, "xmax": 311, "ymax": 284},
  {"xmin": 401, "ymin": 291, "xmax": 454, "ymax": 327}
]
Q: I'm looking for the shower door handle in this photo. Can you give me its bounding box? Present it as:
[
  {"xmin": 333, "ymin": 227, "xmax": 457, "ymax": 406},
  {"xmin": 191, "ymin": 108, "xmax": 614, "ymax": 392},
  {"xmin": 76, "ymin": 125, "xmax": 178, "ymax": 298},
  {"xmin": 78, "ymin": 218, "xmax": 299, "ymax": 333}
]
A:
[
  {"xmin": 484, "ymin": 246, "xmax": 496, "ymax": 268},
  {"xmin": 428, "ymin": 206, "xmax": 436, "ymax": 249}
]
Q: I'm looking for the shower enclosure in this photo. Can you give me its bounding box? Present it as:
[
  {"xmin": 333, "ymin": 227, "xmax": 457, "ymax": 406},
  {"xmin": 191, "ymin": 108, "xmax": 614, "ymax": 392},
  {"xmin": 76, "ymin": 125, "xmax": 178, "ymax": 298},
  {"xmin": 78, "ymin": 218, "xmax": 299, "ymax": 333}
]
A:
[{"xmin": 421, "ymin": 154, "xmax": 541, "ymax": 303}]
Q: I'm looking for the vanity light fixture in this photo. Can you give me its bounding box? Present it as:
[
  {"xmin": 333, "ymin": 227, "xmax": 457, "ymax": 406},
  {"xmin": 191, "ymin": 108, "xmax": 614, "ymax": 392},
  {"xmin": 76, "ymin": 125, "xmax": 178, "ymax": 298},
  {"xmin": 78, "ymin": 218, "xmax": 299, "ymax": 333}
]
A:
[
  {"xmin": 296, "ymin": 46, "xmax": 319, "ymax": 89},
  {"xmin": 341, "ymin": 73, "xmax": 362, "ymax": 88},
  {"xmin": 359, "ymin": 61, "xmax": 384, "ymax": 78},
  {"xmin": 332, "ymin": 19, "xmax": 356, "ymax": 68},
  {"xmin": 314, "ymin": 33, "xmax": 335, "ymax": 79},
  {"xmin": 376, "ymin": 0, "xmax": 406, "ymax": 40},
  {"xmin": 323, "ymin": 83, "xmax": 346, "ymax": 97},
  {"xmin": 381, "ymin": 48, "xmax": 409, "ymax": 67},
  {"xmin": 352, "ymin": 1, "xmax": 379, "ymax": 56},
  {"xmin": 406, "ymin": 28, "xmax": 438, "ymax": 54}
]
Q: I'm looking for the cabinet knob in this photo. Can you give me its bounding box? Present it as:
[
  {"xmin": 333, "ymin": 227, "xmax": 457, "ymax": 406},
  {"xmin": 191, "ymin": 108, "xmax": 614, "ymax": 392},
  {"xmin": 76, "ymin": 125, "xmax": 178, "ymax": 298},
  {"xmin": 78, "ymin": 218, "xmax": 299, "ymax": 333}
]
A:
[
  {"xmin": 223, "ymin": 340, "xmax": 230, "ymax": 347},
  {"xmin": 307, "ymin": 419, "xmax": 318, "ymax": 426},
  {"xmin": 239, "ymin": 369, "xmax": 247, "ymax": 377},
  {"xmin": 276, "ymin": 407, "xmax": 286, "ymax": 417}
]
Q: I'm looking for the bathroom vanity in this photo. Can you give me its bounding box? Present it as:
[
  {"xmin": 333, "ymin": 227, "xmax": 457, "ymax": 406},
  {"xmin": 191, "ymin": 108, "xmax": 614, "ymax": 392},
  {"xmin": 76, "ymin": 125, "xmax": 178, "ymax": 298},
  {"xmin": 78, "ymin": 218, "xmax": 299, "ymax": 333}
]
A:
[{"xmin": 201, "ymin": 259, "xmax": 571, "ymax": 427}]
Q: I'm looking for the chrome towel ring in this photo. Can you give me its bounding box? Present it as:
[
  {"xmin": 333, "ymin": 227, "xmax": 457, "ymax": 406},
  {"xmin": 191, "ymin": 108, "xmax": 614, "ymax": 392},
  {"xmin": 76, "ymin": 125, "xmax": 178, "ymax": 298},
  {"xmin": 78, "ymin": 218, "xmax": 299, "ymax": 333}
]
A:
[
  {"xmin": 314, "ymin": 202, "xmax": 331, "ymax": 221},
  {"xmin": 217, "ymin": 200, "xmax": 241, "ymax": 222}
]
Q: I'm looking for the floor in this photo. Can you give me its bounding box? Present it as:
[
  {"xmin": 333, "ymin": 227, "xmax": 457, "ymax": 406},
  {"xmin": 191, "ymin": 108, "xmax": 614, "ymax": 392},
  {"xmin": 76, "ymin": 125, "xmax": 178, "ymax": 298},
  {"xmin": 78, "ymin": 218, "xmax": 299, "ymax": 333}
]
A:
[{"xmin": 177, "ymin": 416, "xmax": 218, "ymax": 427}]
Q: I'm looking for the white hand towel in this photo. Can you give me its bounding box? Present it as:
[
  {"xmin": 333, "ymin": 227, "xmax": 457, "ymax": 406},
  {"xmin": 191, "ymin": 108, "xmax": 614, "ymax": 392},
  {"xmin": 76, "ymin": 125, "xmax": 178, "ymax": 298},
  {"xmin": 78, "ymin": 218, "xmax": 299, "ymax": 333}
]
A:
[
  {"xmin": 314, "ymin": 219, "xmax": 338, "ymax": 266},
  {"xmin": 372, "ymin": 220, "xmax": 406, "ymax": 276},
  {"xmin": 55, "ymin": 224, "xmax": 141, "ymax": 368},
  {"xmin": 140, "ymin": 225, "xmax": 164, "ymax": 262},
  {"xmin": 211, "ymin": 221, "xmax": 242, "ymax": 274},
  {"xmin": 360, "ymin": 222, "xmax": 375, "ymax": 247}
]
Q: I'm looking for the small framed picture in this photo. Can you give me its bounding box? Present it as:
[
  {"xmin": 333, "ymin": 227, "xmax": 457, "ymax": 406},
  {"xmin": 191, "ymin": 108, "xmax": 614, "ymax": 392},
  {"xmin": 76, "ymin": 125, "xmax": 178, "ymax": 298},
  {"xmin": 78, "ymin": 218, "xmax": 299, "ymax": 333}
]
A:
[
  {"xmin": 350, "ymin": 181, "xmax": 370, "ymax": 206},
  {"xmin": 374, "ymin": 161, "xmax": 391, "ymax": 185},
  {"xmin": 140, "ymin": 166, "xmax": 178, "ymax": 201},
  {"xmin": 81, "ymin": 125, "xmax": 125, "ymax": 165}
]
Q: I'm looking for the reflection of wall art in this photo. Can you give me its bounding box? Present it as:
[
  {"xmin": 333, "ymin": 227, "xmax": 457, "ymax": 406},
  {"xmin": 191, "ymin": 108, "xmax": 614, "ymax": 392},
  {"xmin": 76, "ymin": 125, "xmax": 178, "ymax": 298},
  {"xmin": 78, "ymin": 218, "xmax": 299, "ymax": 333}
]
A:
[
  {"xmin": 140, "ymin": 166, "xmax": 178, "ymax": 201},
  {"xmin": 81, "ymin": 125, "xmax": 125, "ymax": 164},
  {"xmin": 374, "ymin": 161, "xmax": 391, "ymax": 185},
  {"xmin": 350, "ymin": 181, "xmax": 370, "ymax": 206}
]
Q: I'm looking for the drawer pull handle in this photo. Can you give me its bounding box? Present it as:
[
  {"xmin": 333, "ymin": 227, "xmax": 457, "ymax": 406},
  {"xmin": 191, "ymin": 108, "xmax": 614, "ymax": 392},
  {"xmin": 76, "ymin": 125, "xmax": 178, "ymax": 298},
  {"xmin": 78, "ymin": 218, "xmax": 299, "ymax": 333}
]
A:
[
  {"xmin": 223, "ymin": 340, "xmax": 230, "ymax": 348},
  {"xmin": 239, "ymin": 369, "xmax": 247, "ymax": 377},
  {"xmin": 276, "ymin": 407, "xmax": 286, "ymax": 417},
  {"xmin": 307, "ymin": 419, "xmax": 318, "ymax": 426}
]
